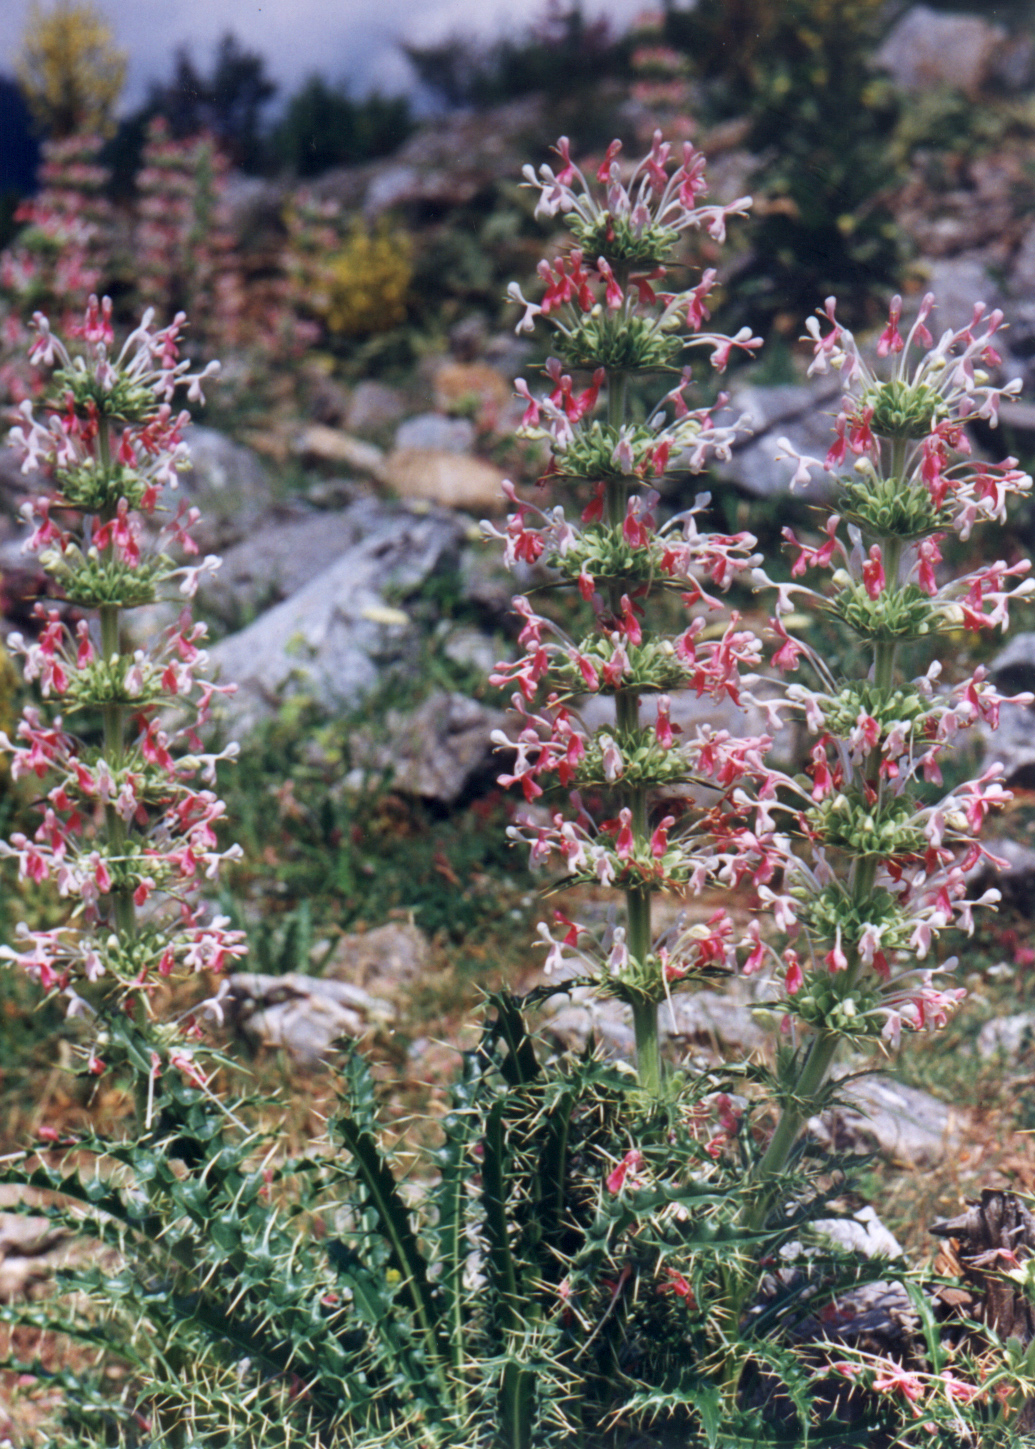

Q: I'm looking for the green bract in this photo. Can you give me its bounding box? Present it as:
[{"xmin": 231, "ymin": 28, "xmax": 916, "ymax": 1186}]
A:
[
  {"xmin": 568, "ymin": 211, "xmax": 681, "ymax": 269},
  {"xmin": 575, "ymin": 726, "xmax": 693, "ymax": 789},
  {"xmin": 552, "ymin": 636, "xmax": 691, "ymax": 695},
  {"xmin": 560, "ymin": 311, "xmax": 683, "ymax": 372},
  {"xmin": 43, "ymin": 546, "xmax": 168, "ymax": 609},
  {"xmin": 545, "ymin": 420, "xmax": 669, "ymax": 484},
  {"xmin": 783, "ymin": 972, "xmax": 884, "ymax": 1039},
  {"xmin": 837, "ymin": 470, "xmax": 952, "ymax": 538},
  {"xmin": 548, "ymin": 523, "xmax": 667, "ymax": 588},
  {"xmin": 819, "ymin": 681, "xmax": 928, "ymax": 740},
  {"xmin": 64, "ymin": 655, "xmax": 165, "ymax": 709},
  {"xmin": 53, "ymin": 360, "xmax": 162, "ymax": 424},
  {"xmin": 805, "ymin": 790, "xmax": 926, "ymax": 858},
  {"xmin": 861, "ymin": 377, "xmax": 948, "ymax": 440},
  {"xmin": 832, "ymin": 579, "xmax": 936, "ymax": 640},
  {"xmin": 57, "ymin": 459, "xmax": 170, "ymax": 514},
  {"xmin": 794, "ymin": 882, "xmax": 913, "ymax": 957}
]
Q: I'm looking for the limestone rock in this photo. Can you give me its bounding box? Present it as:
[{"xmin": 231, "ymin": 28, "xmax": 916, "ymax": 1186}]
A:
[
  {"xmin": 920, "ymin": 258, "xmax": 1001, "ymax": 331},
  {"xmin": 432, "ymin": 361, "xmax": 511, "ymax": 423},
  {"xmin": 876, "ymin": 6, "xmax": 1007, "ymax": 96},
  {"xmin": 811, "ymin": 1206, "xmax": 905, "ymax": 1260},
  {"xmin": 295, "ymin": 425, "xmax": 386, "ymax": 479},
  {"xmin": 345, "ymin": 380, "xmax": 408, "ymax": 434},
  {"xmin": 712, "ymin": 376, "xmax": 841, "ymax": 500},
  {"xmin": 207, "ymin": 498, "xmax": 464, "ymax": 730},
  {"xmin": 0, "ymin": 446, "xmax": 30, "ymax": 511},
  {"xmin": 541, "ymin": 992, "xmax": 637, "ymax": 1059},
  {"xmin": 325, "ymin": 921, "xmax": 433, "ymax": 993},
  {"xmin": 394, "ymin": 413, "xmax": 475, "ymax": 454},
  {"xmin": 967, "ymin": 835, "xmax": 1035, "ymax": 907},
  {"xmin": 810, "ymin": 1074, "xmax": 962, "ymax": 1168},
  {"xmin": 977, "ymin": 1012, "xmax": 1035, "ymax": 1062},
  {"xmin": 350, "ymin": 689, "xmax": 507, "ymax": 804},
  {"xmin": 227, "ymin": 972, "xmax": 394, "ymax": 1067},
  {"xmin": 979, "ymin": 633, "xmax": 1035, "ymax": 787},
  {"xmin": 0, "ymin": 1210, "xmax": 69, "ymax": 1302},
  {"xmin": 381, "ymin": 447, "xmax": 506, "ymax": 513},
  {"xmin": 540, "ymin": 978, "xmax": 769, "ymax": 1061},
  {"xmin": 178, "ymin": 427, "xmax": 276, "ymax": 551},
  {"xmin": 440, "ymin": 624, "xmax": 502, "ymax": 676},
  {"xmin": 666, "ymin": 989, "xmax": 769, "ymax": 1055},
  {"xmin": 203, "ymin": 506, "xmax": 377, "ymax": 624}
]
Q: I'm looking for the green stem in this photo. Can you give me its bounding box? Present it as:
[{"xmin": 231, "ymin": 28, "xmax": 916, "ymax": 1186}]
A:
[
  {"xmin": 603, "ymin": 368, "xmax": 662, "ymax": 1092},
  {"xmin": 631, "ymin": 998, "xmax": 662, "ymax": 1096},
  {"xmin": 97, "ymin": 428, "xmax": 135, "ymax": 947},
  {"xmin": 748, "ymin": 517, "xmax": 907, "ymax": 1210}
]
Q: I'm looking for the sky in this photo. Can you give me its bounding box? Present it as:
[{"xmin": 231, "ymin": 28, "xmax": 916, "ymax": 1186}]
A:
[{"xmin": 0, "ymin": 0, "xmax": 653, "ymax": 110}]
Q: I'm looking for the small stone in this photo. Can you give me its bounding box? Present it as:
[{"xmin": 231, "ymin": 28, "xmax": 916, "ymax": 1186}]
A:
[
  {"xmin": 345, "ymin": 380, "xmax": 407, "ymax": 434},
  {"xmin": 977, "ymin": 1012, "xmax": 1035, "ymax": 1062},
  {"xmin": 307, "ymin": 373, "xmax": 352, "ymax": 428},
  {"xmin": 381, "ymin": 447, "xmax": 506, "ymax": 513},
  {"xmin": 394, "ymin": 413, "xmax": 476, "ymax": 454},
  {"xmin": 350, "ymin": 690, "xmax": 507, "ymax": 804},
  {"xmin": 227, "ymin": 972, "xmax": 394, "ymax": 1068},
  {"xmin": 325, "ymin": 921, "xmax": 432, "ymax": 992},
  {"xmin": 295, "ymin": 425, "xmax": 386, "ymax": 479},
  {"xmin": 433, "ymin": 361, "xmax": 511, "ymax": 421}
]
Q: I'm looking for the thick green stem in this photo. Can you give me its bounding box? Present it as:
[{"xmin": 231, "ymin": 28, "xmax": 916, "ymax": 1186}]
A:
[
  {"xmin": 604, "ymin": 369, "xmax": 663, "ymax": 1091},
  {"xmin": 97, "ymin": 426, "xmax": 136, "ymax": 947},
  {"xmin": 631, "ymin": 998, "xmax": 662, "ymax": 1096}
]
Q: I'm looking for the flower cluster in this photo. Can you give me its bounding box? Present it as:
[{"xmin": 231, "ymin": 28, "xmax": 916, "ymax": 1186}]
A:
[
  {"xmin": 0, "ymin": 135, "xmax": 114, "ymax": 405},
  {"xmin": 0, "ymin": 300, "xmax": 245, "ymax": 1073},
  {"xmin": 133, "ymin": 119, "xmax": 247, "ymax": 355},
  {"xmin": 492, "ymin": 134, "xmax": 1031, "ymax": 1113},
  {"xmin": 486, "ymin": 136, "xmax": 777, "ymax": 1084},
  {"xmin": 722, "ymin": 293, "xmax": 1033, "ymax": 1057}
]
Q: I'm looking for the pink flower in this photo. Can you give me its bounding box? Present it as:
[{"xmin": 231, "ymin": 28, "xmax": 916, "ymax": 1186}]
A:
[
  {"xmin": 650, "ymin": 816, "xmax": 674, "ymax": 858},
  {"xmin": 615, "ymin": 808, "xmax": 634, "ymax": 860},
  {"xmin": 169, "ymin": 1049, "xmax": 209, "ymax": 1089},
  {"xmin": 783, "ymin": 950, "xmax": 804, "ymax": 995},
  {"xmin": 862, "ymin": 544, "xmax": 885, "ymax": 599},
  {"xmin": 742, "ymin": 920, "xmax": 767, "ymax": 976},
  {"xmin": 915, "ymin": 535, "xmax": 943, "ymax": 595},
  {"xmin": 606, "ymin": 1148, "xmax": 645, "ymax": 1194},
  {"xmin": 876, "ymin": 295, "xmax": 905, "ymax": 357}
]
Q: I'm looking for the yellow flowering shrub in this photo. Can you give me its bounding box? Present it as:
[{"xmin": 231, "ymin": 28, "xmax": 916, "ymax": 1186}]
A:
[{"xmin": 323, "ymin": 225, "xmax": 412, "ymax": 337}]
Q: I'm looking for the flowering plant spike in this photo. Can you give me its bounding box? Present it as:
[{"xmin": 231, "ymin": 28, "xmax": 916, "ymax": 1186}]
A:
[
  {"xmin": 487, "ymin": 133, "xmax": 766, "ymax": 1090},
  {"xmin": 740, "ymin": 289, "xmax": 1034, "ymax": 1184},
  {"xmin": 0, "ymin": 298, "xmax": 244, "ymax": 1090},
  {"xmin": 492, "ymin": 132, "xmax": 1032, "ymax": 1136}
]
